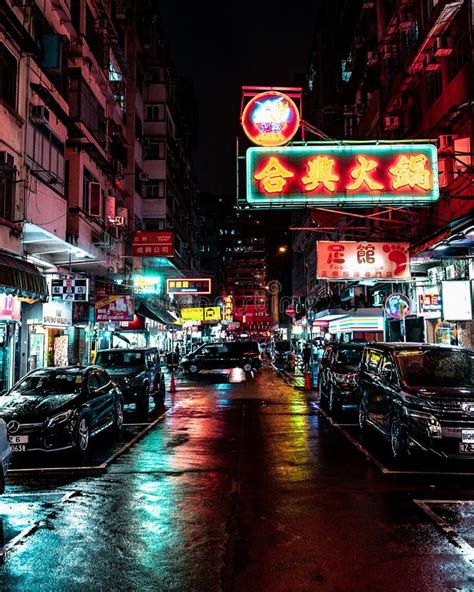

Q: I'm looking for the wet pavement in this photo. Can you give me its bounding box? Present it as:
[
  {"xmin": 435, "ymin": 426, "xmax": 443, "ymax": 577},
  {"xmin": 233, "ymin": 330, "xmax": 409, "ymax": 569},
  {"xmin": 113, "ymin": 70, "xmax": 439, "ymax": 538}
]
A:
[{"xmin": 1, "ymin": 367, "xmax": 474, "ymax": 591}]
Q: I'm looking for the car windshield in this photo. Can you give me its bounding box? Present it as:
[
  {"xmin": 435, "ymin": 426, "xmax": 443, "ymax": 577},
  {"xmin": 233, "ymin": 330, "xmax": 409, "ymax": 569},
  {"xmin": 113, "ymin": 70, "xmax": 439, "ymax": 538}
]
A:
[
  {"xmin": 395, "ymin": 348, "xmax": 474, "ymax": 388},
  {"xmin": 96, "ymin": 351, "xmax": 144, "ymax": 367},
  {"xmin": 336, "ymin": 348, "xmax": 363, "ymax": 366},
  {"xmin": 8, "ymin": 369, "xmax": 84, "ymax": 396}
]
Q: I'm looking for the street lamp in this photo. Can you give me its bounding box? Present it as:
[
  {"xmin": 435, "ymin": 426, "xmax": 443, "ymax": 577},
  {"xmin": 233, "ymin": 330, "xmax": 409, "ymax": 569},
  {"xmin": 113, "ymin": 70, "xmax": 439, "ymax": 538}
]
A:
[{"xmin": 278, "ymin": 245, "xmax": 288, "ymax": 254}]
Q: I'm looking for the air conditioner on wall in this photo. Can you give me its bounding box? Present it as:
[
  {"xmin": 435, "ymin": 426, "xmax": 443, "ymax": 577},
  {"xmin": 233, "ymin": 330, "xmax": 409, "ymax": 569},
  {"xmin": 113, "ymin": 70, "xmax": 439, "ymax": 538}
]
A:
[
  {"xmin": 438, "ymin": 134, "xmax": 455, "ymax": 149},
  {"xmin": 433, "ymin": 36, "xmax": 453, "ymax": 57},
  {"xmin": 30, "ymin": 105, "xmax": 50, "ymax": 125},
  {"xmin": 384, "ymin": 116, "xmax": 399, "ymax": 130}
]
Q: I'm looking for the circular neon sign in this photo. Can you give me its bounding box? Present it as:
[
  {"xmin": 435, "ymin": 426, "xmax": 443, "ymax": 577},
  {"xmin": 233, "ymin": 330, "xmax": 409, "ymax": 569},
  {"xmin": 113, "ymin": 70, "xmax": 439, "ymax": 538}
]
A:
[
  {"xmin": 241, "ymin": 91, "xmax": 300, "ymax": 147},
  {"xmin": 384, "ymin": 293, "xmax": 411, "ymax": 319}
]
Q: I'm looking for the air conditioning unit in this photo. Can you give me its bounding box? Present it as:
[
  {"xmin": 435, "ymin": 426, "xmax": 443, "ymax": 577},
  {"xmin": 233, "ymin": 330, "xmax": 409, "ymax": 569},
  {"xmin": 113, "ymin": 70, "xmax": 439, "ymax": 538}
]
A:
[
  {"xmin": 367, "ymin": 51, "xmax": 378, "ymax": 66},
  {"xmin": 438, "ymin": 134, "xmax": 455, "ymax": 150},
  {"xmin": 382, "ymin": 44, "xmax": 398, "ymax": 58},
  {"xmin": 384, "ymin": 116, "xmax": 400, "ymax": 130},
  {"xmin": 88, "ymin": 182, "xmax": 102, "ymax": 217},
  {"xmin": 30, "ymin": 105, "xmax": 50, "ymax": 124},
  {"xmin": 117, "ymin": 206, "xmax": 128, "ymax": 227},
  {"xmin": 433, "ymin": 36, "xmax": 453, "ymax": 57},
  {"xmin": 398, "ymin": 12, "xmax": 415, "ymax": 30}
]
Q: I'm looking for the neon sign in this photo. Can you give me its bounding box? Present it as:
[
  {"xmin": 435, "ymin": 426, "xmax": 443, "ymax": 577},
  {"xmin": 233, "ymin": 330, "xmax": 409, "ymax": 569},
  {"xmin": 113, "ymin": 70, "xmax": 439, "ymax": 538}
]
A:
[
  {"xmin": 241, "ymin": 91, "xmax": 300, "ymax": 147},
  {"xmin": 245, "ymin": 143, "xmax": 439, "ymax": 207}
]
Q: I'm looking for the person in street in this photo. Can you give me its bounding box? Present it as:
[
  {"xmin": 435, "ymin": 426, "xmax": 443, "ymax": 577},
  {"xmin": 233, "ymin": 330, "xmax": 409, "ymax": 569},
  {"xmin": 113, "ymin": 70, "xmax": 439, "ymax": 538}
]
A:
[{"xmin": 302, "ymin": 342, "xmax": 311, "ymax": 374}]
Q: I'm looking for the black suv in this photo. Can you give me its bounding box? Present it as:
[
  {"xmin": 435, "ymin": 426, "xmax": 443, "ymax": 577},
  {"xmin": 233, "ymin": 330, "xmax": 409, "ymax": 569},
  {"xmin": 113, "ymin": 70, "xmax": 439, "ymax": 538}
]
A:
[
  {"xmin": 95, "ymin": 348, "xmax": 165, "ymax": 415},
  {"xmin": 318, "ymin": 342, "xmax": 366, "ymax": 415},
  {"xmin": 0, "ymin": 366, "xmax": 123, "ymax": 456},
  {"xmin": 357, "ymin": 343, "xmax": 474, "ymax": 461},
  {"xmin": 181, "ymin": 341, "xmax": 262, "ymax": 374}
]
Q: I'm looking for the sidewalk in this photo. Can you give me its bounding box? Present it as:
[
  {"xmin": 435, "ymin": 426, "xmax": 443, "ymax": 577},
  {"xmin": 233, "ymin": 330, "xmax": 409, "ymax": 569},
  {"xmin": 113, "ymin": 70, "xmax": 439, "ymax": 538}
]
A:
[{"xmin": 274, "ymin": 365, "xmax": 319, "ymax": 390}]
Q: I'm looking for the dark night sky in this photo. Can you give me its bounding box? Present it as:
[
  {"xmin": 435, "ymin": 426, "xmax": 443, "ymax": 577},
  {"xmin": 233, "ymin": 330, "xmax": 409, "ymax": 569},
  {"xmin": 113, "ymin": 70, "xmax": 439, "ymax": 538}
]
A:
[{"xmin": 160, "ymin": 2, "xmax": 319, "ymax": 197}]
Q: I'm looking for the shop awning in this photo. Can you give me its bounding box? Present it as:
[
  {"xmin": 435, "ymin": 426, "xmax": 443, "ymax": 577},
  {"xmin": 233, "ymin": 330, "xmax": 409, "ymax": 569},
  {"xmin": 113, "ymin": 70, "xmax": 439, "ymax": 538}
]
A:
[
  {"xmin": 0, "ymin": 253, "xmax": 49, "ymax": 301},
  {"xmin": 135, "ymin": 301, "xmax": 181, "ymax": 326}
]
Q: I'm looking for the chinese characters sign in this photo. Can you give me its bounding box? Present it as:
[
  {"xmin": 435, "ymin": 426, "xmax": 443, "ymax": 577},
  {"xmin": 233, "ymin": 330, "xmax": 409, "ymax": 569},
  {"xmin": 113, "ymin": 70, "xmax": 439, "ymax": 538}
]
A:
[
  {"xmin": 417, "ymin": 286, "xmax": 442, "ymax": 319},
  {"xmin": 166, "ymin": 278, "xmax": 212, "ymax": 295},
  {"xmin": 51, "ymin": 277, "xmax": 89, "ymax": 302},
  {"xmin": 316, "ymin": 241, "xmax": 411, "ymax": 280},
  {"xmin": 246, "ymin": 144, "xmax": 438, "ymax": 207},
  {"xmin": 180, "ymin": 307, "xmax": 221, "ymax": 322},
  {"xmin": 241, "ymin": 91, "xmax": 300, "ymax": 147},
  {"xmin": 132, "ymin": 231, "xmax": 174, "ymax": 257}
]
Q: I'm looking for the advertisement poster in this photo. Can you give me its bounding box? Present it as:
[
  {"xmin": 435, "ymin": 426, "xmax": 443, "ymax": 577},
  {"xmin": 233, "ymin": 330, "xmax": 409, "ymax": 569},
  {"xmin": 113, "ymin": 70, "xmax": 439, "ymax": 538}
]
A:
[
  {"xmin": 95, "ymin": 295, "xmax": 134, "ymax": 322},
  {"xmin": 316, "ymin": 241, "xmax": 411, "ymax": 280}
]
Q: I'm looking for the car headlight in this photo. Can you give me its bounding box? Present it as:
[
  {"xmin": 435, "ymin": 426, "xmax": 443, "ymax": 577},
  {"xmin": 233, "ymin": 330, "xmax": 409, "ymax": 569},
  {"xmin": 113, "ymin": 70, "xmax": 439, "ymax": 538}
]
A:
[
  {"xmin": 404, "ymin": 408, "xmax": 442, "ymax": 438},
  {"xmin": 334, "ymin": 373, "xmax": 356, "ymax": 386},
  {"xmin": 181, "ymin": 357, "xmax": 189, "ymax": 364},
  {"xmin": 46, "ymin": 409, "xmax": 74, "ymax": 428}
]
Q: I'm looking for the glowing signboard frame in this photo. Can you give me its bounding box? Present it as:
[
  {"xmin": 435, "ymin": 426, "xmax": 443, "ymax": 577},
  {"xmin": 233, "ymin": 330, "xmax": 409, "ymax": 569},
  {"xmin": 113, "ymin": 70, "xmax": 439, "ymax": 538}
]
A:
[
  {"xmin": 245, "ymin": 143, "xmax": 439, "ymax": 208},
  {"xmin": 241, "ymin": 91, "xmax": 300, "ymax": 147},
  {"xmin": 166, "ymin": 278, "xmax": 212, "ymax": 295}
]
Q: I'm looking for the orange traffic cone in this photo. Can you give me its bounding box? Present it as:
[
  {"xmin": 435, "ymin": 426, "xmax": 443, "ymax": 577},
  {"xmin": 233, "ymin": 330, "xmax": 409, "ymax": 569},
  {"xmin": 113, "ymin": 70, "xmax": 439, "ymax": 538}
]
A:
[
  {"xmin": 169, "ymin": 372, "xmax": 176, "ymax": 393},
  {"xmin": 304, "ymin": 370, "xmax": 312, "ymax": 390}
]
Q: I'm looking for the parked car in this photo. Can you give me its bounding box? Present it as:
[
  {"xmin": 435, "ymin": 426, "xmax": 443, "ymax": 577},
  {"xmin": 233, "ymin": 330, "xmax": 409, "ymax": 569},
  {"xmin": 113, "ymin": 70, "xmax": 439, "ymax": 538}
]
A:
[
  {"xmin": 0, "ymin": 366, "xmax": 123, "ymax": 456},
  {"xmin": 357, "ymin": 343, "xmax": 474, "ymax": 461},
  {"xmin": 318, "ymin": 342, "xmax": 366, "ymax": 415},
  {"xmin": 181, "ymin": 341, "xmax": 262, "ymax": 374},
  {"xmin": 0, "ymin": 419, "xmax": 11, "ymax": 493},
  {"xmin": 95, "ymin": 347, "xmax": 165, "ymax": 415}
]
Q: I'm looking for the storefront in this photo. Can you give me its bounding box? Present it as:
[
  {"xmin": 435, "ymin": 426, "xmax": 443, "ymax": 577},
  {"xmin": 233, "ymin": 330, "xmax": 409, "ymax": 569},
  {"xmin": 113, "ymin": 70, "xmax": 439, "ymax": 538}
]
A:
[
  {"xmin": 0, "ymin": 295, "xmax": 21, "ymax": 391},
  {"xmin": 27, "ymin": 300, "xmax": 73, "ymax": 370}
]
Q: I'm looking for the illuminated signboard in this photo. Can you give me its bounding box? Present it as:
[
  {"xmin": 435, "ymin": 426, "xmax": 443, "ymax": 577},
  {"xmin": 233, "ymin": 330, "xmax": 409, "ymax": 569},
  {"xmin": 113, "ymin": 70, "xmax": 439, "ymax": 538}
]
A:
[
  {"xmin": 385, "ymin": 293, "xmax": 411, "ymax": 319},
  {"xmin": 316, "ymin": 241, "xmax": 411, "ymax": 280},
  {"xmin": 246, "ymin": 143, "xmax": 438, "ymax": 207},
  {"xmin": 241, "ymin": 91, "xmax": 300, "ymax": 147},
  {"xmin": 166, "ymin": 278, "xmax": 211, "ymax": 295},
  {"xmin": 442, "ymin": 280, "xmax": 472, "ymax": 321},
  {"xmin": 132, "ymin": 231, "xmax": 173, "ymax": 257},
  {"xmin": 417, "ymin": 286, "xmax": 442, "ymax": 319},
  {"xmin": 133, "ymin": 274, "xmax": 162, "ymax": 295},
  {"xmin": 180, "ymin": 307, "xmax": 221, "ymax": 322}
]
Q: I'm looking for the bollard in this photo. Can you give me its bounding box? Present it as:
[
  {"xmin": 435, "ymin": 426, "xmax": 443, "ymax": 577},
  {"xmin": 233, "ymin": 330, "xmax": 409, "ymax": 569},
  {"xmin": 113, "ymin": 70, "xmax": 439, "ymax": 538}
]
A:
[
  {"xmin": 169, "ymin": 371, "xmax": 176, "ymax": 393},
  {"xmin": 304, "ymin": 370, "xmax": 312, "ymax": 390}
]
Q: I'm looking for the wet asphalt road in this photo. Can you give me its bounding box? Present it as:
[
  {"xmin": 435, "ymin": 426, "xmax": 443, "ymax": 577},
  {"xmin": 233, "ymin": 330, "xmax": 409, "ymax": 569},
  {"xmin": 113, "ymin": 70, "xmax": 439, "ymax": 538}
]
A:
[{"xmin": 1, "ymin": 367, "xmax": 474, "ymax": 591}]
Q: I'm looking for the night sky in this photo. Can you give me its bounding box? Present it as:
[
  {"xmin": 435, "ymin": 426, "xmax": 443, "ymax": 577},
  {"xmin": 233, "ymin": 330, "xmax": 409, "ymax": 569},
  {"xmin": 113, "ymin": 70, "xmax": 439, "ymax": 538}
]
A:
[{"xmin": 160, "ymin": 2, "xmax": 319, "ymax": 197}]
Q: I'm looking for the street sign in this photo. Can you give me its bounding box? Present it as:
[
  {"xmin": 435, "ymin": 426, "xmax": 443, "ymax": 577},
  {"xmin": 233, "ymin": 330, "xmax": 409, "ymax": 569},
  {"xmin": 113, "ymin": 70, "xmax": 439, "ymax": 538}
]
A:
[
  {"xmin": 180, "ymin": 306, "xmax": 221, "ymax": 322},
  {"xmin": 166, "ymin": 278, "xmax": 211, "ymax": 295},
  {"xmin": 132, "ymin": 231, "xmax": 174, "ymax": 257},
  {"xmin": 245, "ymin": 143, "xmax": 438, "ymax": 208},
  {"xmin": 285, "ymin": 305, "xmax": 296, "ymax": 316},
  {"xmin": 385, "ymin": 293, "xmax": 411, "ymax": 319}
]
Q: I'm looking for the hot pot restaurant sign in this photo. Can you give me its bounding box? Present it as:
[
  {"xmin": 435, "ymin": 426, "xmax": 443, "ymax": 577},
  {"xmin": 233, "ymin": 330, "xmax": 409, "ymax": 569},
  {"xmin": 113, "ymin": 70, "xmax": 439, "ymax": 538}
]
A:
[
  {"xmin": 246, "ymin": 144, "xmax": 439, "ymax": 207},
  {"xmin": 316, "ymin": 241, "xmax": 411, "ymax": 280},
  {"xmin": 241, "ymin": 91, "xmax": 300, "ymax": 147}
]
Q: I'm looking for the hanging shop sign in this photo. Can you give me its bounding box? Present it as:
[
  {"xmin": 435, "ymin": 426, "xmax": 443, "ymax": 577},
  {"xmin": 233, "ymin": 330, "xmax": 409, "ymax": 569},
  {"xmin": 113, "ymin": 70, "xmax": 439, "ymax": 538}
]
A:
[
  {"xmin": 95, "ymin": 295, "xmax": 134, "ymax": 323},
  {"xmin": 384, "ymin": 293, "xmax": 411, "ymax": 319},
  {"xmin": 132, "ymin": 231, "xmax": 174, "ymax": 257},
  {"xmin": 316, "ymin": 241, "xmax": 410, "ymax": 280},
  {"xmin": 119, "ymin": 315, "xmax": 146, "ymax": 331},
  {"xmin": 442, "ymin": 280, "xmax": 472, "ymax": 321},
  {"xmin": 51, "ymin": 277, "xmax": 89, "ymax": 302},
  {"xmin": 132, "ymin": 274, "xmax": 162, "ymax": 296},
  {"xmin": 417, "ymin": 286, "xmax": 442, "ymax": 319},
  {"xmin": 166, "ymin": 278, "xmax": 211, "ymax": 295},
  {"xmin": 241, "ymin": 91, "xmax": 300, "ymax": 147},
  {"xmin": 222, "ymin": 295, "xmax": 234, "ymax": 321},
  {"xmin": 245, "ymin": 144, "xmax": 438, "ymax": 208},
  {"xmin": 0, "ymin": 294, "xmax": 21, "ymax": 322},
  {"xmin": 180, "ymin": 307, "xmax": 221, "ymax": 322},
  {"xmin": 285, "ymin": 304, "xmax": 296, "ymax": 317},
  {"xmin": 42, "ymin": 300, "xmax": 72, "ymax": 327}
]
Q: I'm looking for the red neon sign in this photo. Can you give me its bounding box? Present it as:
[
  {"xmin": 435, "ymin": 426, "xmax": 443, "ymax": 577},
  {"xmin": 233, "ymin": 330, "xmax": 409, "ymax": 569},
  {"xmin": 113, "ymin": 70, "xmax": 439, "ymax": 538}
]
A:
[{"xmin": 241, "ymin": 91, "xmax": 300, "ymax": 147}]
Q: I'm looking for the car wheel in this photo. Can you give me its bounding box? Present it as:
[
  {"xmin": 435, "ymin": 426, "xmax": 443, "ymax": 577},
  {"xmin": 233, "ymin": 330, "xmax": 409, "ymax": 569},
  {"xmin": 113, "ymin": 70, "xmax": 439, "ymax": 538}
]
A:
[
  {"xmin": 136, "ymin": 385, "xmax": 150, "ymax": 417},
  {"xmin": 154, "ymin": 380, "xmax": 166, "ymax": 408},
  {"xmin": 358, "ymin": 398, "xmax": 368, "ymax": 434},
  {"xmin": 390, "ymin": 415, "xmax": 409, "ymax": 462},
  {"xmin": 113, "ymin": 399, "xmax": 124, "ymax": 435},
  {"xmin": 243, "ymin": 362, "xmax": 253, "ymax": 373},
  {"xmin": 328, "ymin": 385, "xmax": 340, "ymax": 417},
  {"xmin": 189, "ymin": 364, "xmax": 199, "ymax": 375},
  {"xmin": 75, "ymin": 416, "xmax": 90, "ymax": 456}
]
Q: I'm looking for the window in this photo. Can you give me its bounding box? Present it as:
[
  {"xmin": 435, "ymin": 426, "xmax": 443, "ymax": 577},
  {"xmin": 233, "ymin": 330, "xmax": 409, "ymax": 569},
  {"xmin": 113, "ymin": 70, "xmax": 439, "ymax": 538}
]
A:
[
  {"xmin": 26, "ymin": 125, "xmax": 66, "ymax": 190},
  {"xmin": 145, "ymin": 103, "xmax": 165, "ymax": 122},
  {"xmin": 144, "ymin": 179, "xmax": 165, "ymax": 199},
  {"xmin": 143, "ymin": 137, "xmax": 165, "ymax": 160},
  {"xmin": 146, "ymin": 67, "xmax": 166, "ymax": 83},
  {"xmin": 69, "ymin": 71, "xmax": 105, "ymax": 142},
  {"xmin": 448, "ymin": 33, "xmax": 469, "ymax": 81},
  {"xmin": 0, "ymin": 44, "xmax": 17, "ymax": 110},
  {"xmin": 144, "ymin": 218, "xmax": 166, "ymax": 230},
  {"xmin": 135, "ymin": 115, "xmax": 143, "ymax": 142},
  {"xmin": 82, "ymin": 167, "xmax": 98, "ymax": 212},
  {"xmin": 0, "ymin": 152, "xmax": 15, "ymax": 221},
  {"xmin": 426, "ymin": 70, "xmax": 442, "ymax": 105},
  {"xmin": 365, "ymin": 350, "xmax": 382, "ymax": 372}
]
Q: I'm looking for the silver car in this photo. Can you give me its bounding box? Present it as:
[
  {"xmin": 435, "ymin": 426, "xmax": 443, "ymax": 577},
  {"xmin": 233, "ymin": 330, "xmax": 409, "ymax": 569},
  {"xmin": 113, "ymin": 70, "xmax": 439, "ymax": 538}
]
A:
[{"xmin": 0, "ymin": 418, "xmax": 11, "ymax": 493}]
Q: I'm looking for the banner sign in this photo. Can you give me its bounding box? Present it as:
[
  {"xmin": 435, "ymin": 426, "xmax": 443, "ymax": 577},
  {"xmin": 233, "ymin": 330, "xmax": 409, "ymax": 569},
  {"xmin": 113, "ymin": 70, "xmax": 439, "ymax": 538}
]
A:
[
  {"xmin": 246, "ymin": 144, "xmax": 438, "ymax": 207},
  {"xmin": 417, "ymin": 286, "xmax": 442, "ymax": 319},
  {"xmin": 166, "ymin": 278, "xmax": 211, "ymax": 295},
  {"xmin": 132, "ymin": 231, "xmax": 174, "ymax": 257},
  {"xmin": 316, "ymin": 241, "xmax": 411, "ymax": 280},
  {"xmin": 51, "ymin": 277, "xmax": 89, "ymax": 302},
  {"xmin": 180, "ymin": 307, "xmax": 221, "ymax": 322},
  {"xmin": 95, "ymin": 295, "xmax": 134, "ymax": 322}
]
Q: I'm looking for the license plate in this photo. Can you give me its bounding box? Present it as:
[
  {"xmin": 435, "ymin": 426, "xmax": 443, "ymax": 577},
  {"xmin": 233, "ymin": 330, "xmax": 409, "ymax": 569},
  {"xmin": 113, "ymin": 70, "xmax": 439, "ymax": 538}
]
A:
[
  {"xmin": 8, "ymin": 435, "xmax": 28, "ymax": 444},
  {"xmin": 462, "ymin": 430, "xmax": 474, "ymax": 443},
  {"xmin": 10, "ymin": 445, "xmax": 26, "ymax": 453}
]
